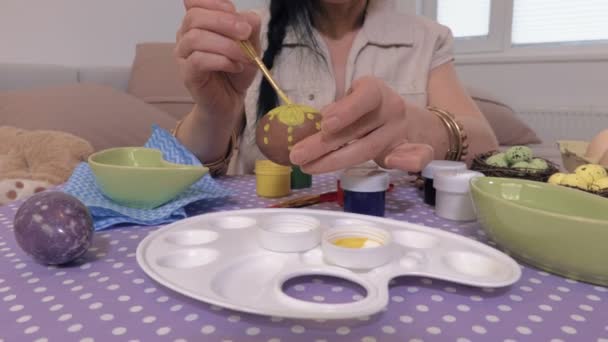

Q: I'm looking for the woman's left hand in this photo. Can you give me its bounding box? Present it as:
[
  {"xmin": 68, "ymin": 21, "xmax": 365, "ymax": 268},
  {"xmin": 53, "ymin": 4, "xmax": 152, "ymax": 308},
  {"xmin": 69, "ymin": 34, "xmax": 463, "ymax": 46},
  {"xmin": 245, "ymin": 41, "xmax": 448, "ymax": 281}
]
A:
[{"xmin": 289, "ymin": 76, "xmax": 434, "ymax": 174}]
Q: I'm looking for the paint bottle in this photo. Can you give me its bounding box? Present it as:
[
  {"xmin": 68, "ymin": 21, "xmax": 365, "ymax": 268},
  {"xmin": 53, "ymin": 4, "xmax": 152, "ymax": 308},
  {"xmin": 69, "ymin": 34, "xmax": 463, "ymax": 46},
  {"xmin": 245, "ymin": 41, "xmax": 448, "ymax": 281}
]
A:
[
  {"xmin": 336, "ymin": 162, "xmax": 380, "ymax": 207},
  {"xmin": 255, "ymin": 160, "xmax": 291, "ymax": 198},
  {"xmin": 340, "ymin": 168, "xmax": 390, "ymax": 217},
  {"xmin": 336, "ymin": 179, "xmax": 344, "ymax": 207},
  {"xmin": 433, "ymin": 170, "xmax": 485, "ymax": 221},
  {"xmin": 290, "ymin": 166, "xmax": 312, "ymax": 189},
  {"xmin": 421, "ymin": 161, "xmax": 467, "ymax": 206}
]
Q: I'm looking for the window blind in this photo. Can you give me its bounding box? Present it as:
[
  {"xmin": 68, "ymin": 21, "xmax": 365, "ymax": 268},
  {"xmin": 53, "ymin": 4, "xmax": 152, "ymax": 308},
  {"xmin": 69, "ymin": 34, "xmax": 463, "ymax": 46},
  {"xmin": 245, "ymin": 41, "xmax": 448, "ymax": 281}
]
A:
[
  {"xmin": 437, "ymin": 0, "xmax": 491, "ymax": 38},
  {"xmin": 512, "ymin": 0, "xmax": 608, "ymax": 45}
]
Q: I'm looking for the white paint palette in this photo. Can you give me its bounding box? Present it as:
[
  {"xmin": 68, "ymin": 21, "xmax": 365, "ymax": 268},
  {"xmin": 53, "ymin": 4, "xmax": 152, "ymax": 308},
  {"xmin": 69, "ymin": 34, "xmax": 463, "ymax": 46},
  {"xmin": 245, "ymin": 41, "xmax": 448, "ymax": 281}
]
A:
[{"xmin": 136, "ymin": 209, "xmax": 521, "ymax": 320}]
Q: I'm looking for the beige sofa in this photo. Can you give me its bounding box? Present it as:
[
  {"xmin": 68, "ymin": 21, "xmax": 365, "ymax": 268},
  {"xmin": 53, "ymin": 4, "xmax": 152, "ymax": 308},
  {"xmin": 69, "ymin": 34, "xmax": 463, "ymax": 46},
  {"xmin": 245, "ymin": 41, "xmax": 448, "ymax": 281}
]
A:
[{"xmin": 0, "ymin": 63, "xmax": 130, "ymax": 93}]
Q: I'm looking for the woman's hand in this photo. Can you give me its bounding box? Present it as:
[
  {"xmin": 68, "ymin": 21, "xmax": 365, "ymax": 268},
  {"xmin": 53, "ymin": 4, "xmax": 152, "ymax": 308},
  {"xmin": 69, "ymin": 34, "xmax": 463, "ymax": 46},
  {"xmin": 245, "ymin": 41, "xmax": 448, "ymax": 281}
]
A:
[
  {"xmin": 175, "ymin": 0, "xmax": 261, "ymax": 120},
  {"xmin": 289, "ymin": 76, "xmax": 434, "ymax": 174}
]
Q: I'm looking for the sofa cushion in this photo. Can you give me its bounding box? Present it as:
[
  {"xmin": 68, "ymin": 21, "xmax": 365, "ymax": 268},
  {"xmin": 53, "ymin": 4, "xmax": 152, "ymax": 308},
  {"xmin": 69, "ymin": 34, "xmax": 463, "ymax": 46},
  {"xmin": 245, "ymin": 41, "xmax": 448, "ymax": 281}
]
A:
[
  {"xmin": 79, "ymin": 65, "xmax": 132, "ymax": 92},
  {"xmin": 127, "ymin": 42, "xmax": 194, "ymax": 120},
  {"xmin": 0, "ymin": 83, "xmax": 177, "ymax": 151},
  {"xmin": 468, "ymin": 86, "xmax": 542, "ymax": 146},
  {"xmin": 0, "ymin": 63, "xmax": 78, "ymax": 92}
]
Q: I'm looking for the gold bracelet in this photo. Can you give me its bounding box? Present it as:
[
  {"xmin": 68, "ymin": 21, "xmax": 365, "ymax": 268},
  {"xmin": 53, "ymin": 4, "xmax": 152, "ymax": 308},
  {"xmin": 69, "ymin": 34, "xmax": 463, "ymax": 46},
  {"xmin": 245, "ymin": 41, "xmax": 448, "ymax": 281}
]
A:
[
  {"xmin": 172, "ymin": 118, "xmax": 238, "ymax": 176},
  {"xmin": 431, "ymin": 108, "xmax": 466, "ymax": 161},
  {"xmin": 427, "ymin": 107, "xmax": 469, "ymax": 161}
]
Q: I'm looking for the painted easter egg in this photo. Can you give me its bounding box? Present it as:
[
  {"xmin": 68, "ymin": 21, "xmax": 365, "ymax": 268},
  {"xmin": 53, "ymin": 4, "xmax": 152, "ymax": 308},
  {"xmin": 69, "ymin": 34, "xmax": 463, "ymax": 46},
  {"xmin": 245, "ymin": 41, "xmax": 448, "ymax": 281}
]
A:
[
  {"xmin": 485, "ymin": 152, "xmax": 508, "ymax": 168},
  {"xmin": 591, "ymin": 177, "xmax": 608, "ymax": 191},
  {"xmin": 13, "ymin": 191, "xmax": 94, "ymax": 265},
  {"xmin": 560, "ymin": 174, "xmax": 589, "ymax": 190},
  {"xmin": 548, "ymin": 172, "xmax": 567, "ymax": 185},
  {"xmin": 575, "ymin": 164, "xmax": 607, "ymax": 183},
  {"xmin": 505, "ymin": 146, "xmax": 533, "ymax": 164},
  {"xmin": 256, "ymin": 104, "xmax": 322, "ymax": 166}
]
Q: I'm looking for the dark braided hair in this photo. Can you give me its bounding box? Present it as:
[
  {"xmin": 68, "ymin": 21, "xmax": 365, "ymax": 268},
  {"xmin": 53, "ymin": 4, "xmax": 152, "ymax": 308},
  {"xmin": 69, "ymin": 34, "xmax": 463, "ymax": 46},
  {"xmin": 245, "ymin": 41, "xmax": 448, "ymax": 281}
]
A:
[{"xmin": 256, "ymin": 1, "xmax": 321, "ymax": 119}]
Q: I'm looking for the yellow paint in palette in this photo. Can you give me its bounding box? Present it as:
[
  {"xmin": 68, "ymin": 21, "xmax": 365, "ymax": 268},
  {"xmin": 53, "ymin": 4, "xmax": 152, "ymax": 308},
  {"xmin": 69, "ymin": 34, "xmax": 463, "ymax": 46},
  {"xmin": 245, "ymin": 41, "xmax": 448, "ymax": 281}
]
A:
[{"xmin": 332, "ymin": 237, "xmax": 382, "ymax": 249}]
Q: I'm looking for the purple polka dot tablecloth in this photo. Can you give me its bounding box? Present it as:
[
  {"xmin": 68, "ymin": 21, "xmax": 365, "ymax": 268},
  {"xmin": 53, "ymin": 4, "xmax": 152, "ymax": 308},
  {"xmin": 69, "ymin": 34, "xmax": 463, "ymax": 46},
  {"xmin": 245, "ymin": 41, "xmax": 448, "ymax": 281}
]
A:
[{"xmin": 1, "ymin": 174, "xmax": 607, "ymax": 342}]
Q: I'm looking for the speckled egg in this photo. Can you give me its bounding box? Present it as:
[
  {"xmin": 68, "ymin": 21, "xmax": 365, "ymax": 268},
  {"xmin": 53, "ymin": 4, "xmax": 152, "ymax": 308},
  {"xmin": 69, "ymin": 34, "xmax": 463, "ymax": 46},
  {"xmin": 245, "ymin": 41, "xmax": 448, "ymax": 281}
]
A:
[
  {"xmin": 591, "ymin": 178, "xmax": 608, "ymax": 191},
  {"xmin": 505, "ymin": 146, "xmax": 533, "ymax": 164},
  {"xmin": 13, "ymin": 191, "xmax": 94, "ymax": 265},
  {"xmin": 256, "ymin": 104, "xmax": 322, "ymax": 166},
  {"xmin": 575, "ymin": 164, "xmax": 607, "ymax": 183},
  {"xmin": 511, "ymin": 161, "xmax": 532, "ymax": 169},
  {"xmin": 529, "ymin": 158, "xmax": 548, "ymax": 171},
  {"xmin": 560, "ymin": 174, "xmax": 589, "ymax": 190},
  {"xmin": 548, "ymin": 173, "xmax": 567, "ymax": 185},
  {"xmin": 486, "ymin": 152, "xmax": 508, "ymax": 167}
]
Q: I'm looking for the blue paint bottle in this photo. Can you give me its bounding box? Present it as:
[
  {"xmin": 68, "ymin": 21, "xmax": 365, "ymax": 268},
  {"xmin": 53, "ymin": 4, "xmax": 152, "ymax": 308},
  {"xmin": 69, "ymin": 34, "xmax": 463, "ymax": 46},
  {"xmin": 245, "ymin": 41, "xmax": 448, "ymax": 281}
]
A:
[{"xmin": 340, "ymin": 168, "xmax": 390, "ymax": 217}]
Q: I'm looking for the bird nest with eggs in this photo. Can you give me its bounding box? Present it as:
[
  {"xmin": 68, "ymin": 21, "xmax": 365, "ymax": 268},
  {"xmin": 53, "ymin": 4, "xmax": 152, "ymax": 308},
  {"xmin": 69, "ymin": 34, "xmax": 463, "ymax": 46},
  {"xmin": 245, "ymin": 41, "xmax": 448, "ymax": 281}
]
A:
[{"xmin": 471, "ymin": 147, "xmax": 559, "ymax": 183}]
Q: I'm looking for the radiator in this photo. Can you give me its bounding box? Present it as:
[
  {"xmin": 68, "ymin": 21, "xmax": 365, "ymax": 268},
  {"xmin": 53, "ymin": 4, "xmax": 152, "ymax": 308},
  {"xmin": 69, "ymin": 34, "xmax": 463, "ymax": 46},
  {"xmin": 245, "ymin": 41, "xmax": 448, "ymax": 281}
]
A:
[{"xmin": 515, "ymin": 107, "xmax": 608, "ymax": 146}]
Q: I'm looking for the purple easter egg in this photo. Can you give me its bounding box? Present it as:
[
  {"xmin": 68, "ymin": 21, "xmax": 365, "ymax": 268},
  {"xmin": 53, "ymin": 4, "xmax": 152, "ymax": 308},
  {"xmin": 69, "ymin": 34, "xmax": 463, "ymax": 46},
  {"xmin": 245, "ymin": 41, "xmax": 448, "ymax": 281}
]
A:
[{"xmin": 13, "ymin": 191, "xmax": 94, "ymax": 265}]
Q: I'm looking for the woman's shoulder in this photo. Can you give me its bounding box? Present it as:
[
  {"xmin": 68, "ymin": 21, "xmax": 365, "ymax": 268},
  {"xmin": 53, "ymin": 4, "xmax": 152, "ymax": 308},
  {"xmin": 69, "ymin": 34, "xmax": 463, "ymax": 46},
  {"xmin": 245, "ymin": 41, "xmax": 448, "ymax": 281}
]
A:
[
  {"xmin": 363, "ymin": 2, "xmax": 453, "ymax": 47},
  {"xmin": 385, "ymin": 11, "xmax": 453, "ymax": 41},
  {"xmin": 410, "ymin": 14, "xmax": 450, "ymax": 34},
  {"xmin": 392, "ymin": 13, "xmax": 455, "ymax": 66}
]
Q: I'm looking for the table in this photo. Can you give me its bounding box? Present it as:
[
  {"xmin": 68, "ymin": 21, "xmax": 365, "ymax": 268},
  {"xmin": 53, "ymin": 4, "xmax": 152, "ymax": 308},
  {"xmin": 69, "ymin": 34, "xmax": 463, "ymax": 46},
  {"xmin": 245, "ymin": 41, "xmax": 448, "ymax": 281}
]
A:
[{"xmin": 1, "ymin": 174, "xmax": 607, "ymax": 342}]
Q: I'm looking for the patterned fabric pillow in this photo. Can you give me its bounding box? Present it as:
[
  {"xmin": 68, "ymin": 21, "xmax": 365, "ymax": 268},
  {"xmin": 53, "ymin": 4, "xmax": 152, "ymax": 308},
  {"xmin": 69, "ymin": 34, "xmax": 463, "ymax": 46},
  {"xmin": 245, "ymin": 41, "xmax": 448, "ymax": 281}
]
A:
[
  {"xmin": 0, "ymin": 179, "xmax": 52, "ymax": 206},
  {"xmin": 0, "ymin": 126, "xmax": 93, "ymax": 206}
]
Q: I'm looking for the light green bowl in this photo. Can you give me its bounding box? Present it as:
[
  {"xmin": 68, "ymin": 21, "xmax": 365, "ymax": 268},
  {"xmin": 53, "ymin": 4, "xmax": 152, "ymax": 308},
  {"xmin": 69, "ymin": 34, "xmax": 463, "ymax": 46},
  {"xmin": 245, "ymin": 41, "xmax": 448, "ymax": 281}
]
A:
[
  {"xmin": 88, "ymin": 147, "xmax": 208, "ymax": 209},
  {"xmin": 470, "ymin": 177, "xmax": 608, "ymax": 286}
]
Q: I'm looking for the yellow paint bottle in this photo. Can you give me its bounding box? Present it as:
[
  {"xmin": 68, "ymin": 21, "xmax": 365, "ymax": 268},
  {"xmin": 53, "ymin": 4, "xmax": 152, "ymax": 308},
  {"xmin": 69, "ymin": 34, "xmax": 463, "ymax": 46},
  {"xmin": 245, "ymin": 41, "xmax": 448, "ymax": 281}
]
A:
[{"xmin": 255, "ymin": 160, "xmax": 292, "ymax": 198}]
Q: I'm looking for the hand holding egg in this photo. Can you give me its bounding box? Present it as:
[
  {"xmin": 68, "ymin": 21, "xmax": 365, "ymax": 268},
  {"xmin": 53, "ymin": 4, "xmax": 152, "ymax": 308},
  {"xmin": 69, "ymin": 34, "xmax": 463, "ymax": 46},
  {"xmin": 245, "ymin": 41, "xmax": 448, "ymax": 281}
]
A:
[{"xmin": 256, "ymin": 104, "xmax": 322, "ymax": 166}]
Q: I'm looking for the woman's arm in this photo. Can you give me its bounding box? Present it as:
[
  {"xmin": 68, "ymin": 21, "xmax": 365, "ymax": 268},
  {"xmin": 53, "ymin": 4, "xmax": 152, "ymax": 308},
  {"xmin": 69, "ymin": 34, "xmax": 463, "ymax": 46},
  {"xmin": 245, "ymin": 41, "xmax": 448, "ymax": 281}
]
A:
[
  {"xmin": 176, "ymin": 105, "xmax": 243, "ymax": 165},
  {"xmin": 173, "ymin": 0, "xmax": 261, "ymax": 168},
  {"xmin": 406, "ymin": 61, "xmax": 499, "ymax": 164}
]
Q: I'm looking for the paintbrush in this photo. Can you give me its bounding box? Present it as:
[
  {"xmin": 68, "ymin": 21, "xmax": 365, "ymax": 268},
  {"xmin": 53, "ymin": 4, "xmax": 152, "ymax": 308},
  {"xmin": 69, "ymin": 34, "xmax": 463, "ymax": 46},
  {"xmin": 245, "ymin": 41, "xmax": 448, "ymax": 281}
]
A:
[{"xmin": 268, "ymin": 191, "xmax": 338, "ymax": 208}]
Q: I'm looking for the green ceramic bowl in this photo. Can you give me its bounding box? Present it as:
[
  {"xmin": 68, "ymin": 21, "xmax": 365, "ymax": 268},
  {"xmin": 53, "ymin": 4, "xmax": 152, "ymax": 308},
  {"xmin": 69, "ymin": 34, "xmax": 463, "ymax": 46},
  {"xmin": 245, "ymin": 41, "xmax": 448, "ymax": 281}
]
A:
[
  {"xmin": 88, "ymin": 147, "xmax": 208, "ymax": 209},
  {"xmin": 470, "ymin": 177, "xmax": 608, "ymax": 286}
]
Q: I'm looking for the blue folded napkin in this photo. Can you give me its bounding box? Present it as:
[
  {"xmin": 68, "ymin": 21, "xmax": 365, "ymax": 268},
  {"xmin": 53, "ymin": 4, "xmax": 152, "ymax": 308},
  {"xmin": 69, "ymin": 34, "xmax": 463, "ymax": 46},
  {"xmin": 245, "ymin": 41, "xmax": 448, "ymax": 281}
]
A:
[{"xmin": 63, "ymin": 125, "xmax": 231, "ymax": 230}]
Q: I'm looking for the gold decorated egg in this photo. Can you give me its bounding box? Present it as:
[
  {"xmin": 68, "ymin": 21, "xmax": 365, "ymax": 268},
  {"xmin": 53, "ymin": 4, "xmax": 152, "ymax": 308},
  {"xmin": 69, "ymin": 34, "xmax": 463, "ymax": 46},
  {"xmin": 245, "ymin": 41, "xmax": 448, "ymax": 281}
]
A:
[{"xmin": 255, "ymin": 104, "xmax": 322, "ymax": 166}]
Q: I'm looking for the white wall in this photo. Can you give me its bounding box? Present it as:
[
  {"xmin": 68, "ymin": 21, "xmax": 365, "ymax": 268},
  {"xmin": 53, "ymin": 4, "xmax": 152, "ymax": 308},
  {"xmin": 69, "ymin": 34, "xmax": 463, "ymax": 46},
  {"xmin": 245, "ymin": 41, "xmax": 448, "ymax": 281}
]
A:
[
  {"xmin": 0, "ymin": 0, "xmax": 265, "ymax": 67},
  {"xmin": 455, "ymin": 60, "xmax": 608, "ymax": 110}
]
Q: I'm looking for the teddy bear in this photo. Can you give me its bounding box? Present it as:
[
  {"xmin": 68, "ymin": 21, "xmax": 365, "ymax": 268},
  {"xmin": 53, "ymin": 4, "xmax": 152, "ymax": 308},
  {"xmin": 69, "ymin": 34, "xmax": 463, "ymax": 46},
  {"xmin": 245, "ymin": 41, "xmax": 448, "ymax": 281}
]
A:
[{"xmin": 0, "ymin": 126, "xmax": 94, "ymax": 205}]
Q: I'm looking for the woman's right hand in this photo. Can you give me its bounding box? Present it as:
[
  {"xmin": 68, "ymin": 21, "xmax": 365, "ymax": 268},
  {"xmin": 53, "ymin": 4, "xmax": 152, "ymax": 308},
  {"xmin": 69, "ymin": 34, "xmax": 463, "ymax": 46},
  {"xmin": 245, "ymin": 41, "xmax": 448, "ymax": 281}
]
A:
[{"xmin": 176, "ymin": 0, "xmax": 261, "ymax": 120}]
